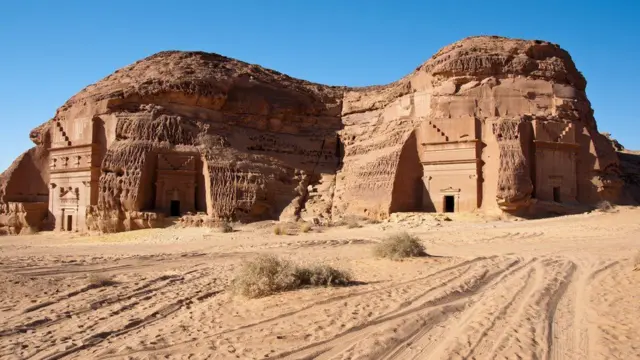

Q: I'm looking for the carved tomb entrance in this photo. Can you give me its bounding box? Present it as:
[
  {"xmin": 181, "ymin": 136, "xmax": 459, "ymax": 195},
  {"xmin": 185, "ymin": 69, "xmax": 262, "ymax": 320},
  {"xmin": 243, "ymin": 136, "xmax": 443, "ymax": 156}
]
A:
[
  {"xmin": 170, "ymin": 200, "xmax": 181, "ymax": 217},
  {"xmin": 58, "ymin": 187, "xmax": 79, "ymax": 232},
  {"xmin": 444, "ymin": 195, "xmax": 455, "ymax": 213},
  {"xmin": 155, "ymin": 153, "xmax": 197, "ymax": 217}
]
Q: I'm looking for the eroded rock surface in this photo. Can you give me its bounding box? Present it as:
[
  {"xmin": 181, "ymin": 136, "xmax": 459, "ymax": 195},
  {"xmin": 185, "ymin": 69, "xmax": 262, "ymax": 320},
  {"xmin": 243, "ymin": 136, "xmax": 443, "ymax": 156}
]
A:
[{"xmin": 0, "ymin": 36, "xmax": 628, "ymax": 233}]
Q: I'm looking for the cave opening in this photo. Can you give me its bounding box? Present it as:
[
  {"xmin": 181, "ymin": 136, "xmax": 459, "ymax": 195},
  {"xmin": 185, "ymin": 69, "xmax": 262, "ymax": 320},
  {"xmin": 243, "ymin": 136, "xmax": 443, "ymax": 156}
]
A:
[
  {"xmin": 444, "ymin": 195, "xmax": 455, "ymax": 213},
  {"xmin": 170, "ymin": 200, "xmax": 181, "ymax": 217}
]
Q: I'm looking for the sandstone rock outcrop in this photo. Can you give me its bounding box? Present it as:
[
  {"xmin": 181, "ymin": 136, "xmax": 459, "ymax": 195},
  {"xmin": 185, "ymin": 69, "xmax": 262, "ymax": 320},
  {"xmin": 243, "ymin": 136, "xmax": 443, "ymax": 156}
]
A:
[
  {"xmin": 616, "ymin": 150, "xmax": 640, "ymax": 204},
  {"xmin": 0, "ymin": 36, "xmax": 627, "ymax": 233}
]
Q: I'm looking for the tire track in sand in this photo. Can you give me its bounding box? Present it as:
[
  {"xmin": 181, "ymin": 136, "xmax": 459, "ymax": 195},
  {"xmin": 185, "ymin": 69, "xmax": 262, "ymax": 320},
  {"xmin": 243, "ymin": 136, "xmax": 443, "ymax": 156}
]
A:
[
  {"xmin": 417, "ymin": 258, "xmax": 575, "ymax": 360},
  {"xmin": 380, "ymin": 258, "xmax": 538, "ymax": 360},
  {"xmin": 354, "ymin": 258, "xmax": 576, "ymax": 360},
  {"xmin": 102, "ymin": 257, "xmax": 504, "ymax": 360},
  {"xmin": 272, "ymin": 257, "xmax": 523, "ymax": 360}
]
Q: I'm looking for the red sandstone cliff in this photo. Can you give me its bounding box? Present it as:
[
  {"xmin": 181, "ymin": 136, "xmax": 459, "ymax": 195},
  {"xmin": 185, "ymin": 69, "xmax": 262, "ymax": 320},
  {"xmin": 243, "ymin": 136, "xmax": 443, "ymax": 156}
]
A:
[{"xmin": 0, "ymin": 36, "xmax": 627, "ymax": 233}]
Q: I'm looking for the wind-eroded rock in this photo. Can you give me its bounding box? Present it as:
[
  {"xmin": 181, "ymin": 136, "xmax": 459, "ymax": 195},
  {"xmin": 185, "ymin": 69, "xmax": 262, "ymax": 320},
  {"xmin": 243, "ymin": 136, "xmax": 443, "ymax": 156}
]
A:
[{"xmin": 0, "ymin": 36, "xmax": 627, "ymax": 233}]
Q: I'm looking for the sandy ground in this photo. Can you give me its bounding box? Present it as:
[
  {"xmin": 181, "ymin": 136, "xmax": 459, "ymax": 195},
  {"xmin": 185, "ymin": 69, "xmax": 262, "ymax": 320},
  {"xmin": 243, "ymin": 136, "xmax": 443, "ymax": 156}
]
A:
[{"xmin": 1, "ymin": 208, "xmax": 639, "ymax": 360}]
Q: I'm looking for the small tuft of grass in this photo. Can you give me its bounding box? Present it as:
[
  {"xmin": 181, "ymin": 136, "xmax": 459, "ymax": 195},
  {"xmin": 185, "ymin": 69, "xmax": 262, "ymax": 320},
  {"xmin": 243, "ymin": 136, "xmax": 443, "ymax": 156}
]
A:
[
  {"xmin": 19, "ymin": 226, "xmax": 40, "ymax": 235},
  {"xmin": 218, "ymin": 221, "xmax": 233, "ymax": 233},
  {"xmin": 230, "ymin": 255, "xmax": 352, "ymax": 298},
  {"xmin": 273, "ymin": 224, "xmax": 286, "ymax": 235},
  {"xmin": 87, "ymin": 273, "xmax": 118, "ymax": 287},
  {"xmin": 373, "ymin": 232, "xmax": 427, "ymax": 260},
  {"xmin": 346, "ymin": 217, "xmax": 362, "ymax": 229},
  {"xmin": 333, "ymin": 215, "xmax": 378, "ymax": 228},
  {"xmin": 596, "ymin": 200, "xmax": 615, "ymax": 213},
  {"xmin": 633, "ymin": 252, "xmax": 640, "ymax": 272},
  {"xmin": 299, "ymin": 222, "xmax": 312, "ymax": 233}
]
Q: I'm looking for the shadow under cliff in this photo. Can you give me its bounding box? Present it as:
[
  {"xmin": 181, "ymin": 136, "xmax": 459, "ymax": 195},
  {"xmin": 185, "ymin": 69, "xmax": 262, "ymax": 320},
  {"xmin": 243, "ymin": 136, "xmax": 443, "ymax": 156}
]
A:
[{"xmin": 618, "ymin": 151, "xmax": 640, "ymax": 204}]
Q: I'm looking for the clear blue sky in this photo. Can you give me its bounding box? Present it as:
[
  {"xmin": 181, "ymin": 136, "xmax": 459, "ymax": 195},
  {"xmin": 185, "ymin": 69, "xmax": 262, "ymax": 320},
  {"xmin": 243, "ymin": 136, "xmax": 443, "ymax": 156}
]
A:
[{"xmin": 1, "ymin": 0, "xmax": 639, "ymax": 172}]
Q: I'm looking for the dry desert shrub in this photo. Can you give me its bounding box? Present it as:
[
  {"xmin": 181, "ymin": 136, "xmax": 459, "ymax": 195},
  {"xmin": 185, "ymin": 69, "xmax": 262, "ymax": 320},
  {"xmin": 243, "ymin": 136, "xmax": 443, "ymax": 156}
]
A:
[
  {"xmin": 296, "ymin": 264, "xmax": 352, "ymax": 287},
  {"xmin": 346, "ymin": 217, "xmax": 362, "ymax": 229},
  {"xmin": 299, "ymin": 222, "xmax": 312, "ymax": 233},
  {"xmin": 333, "ymin": 215, "xmax": 363, "ymax": 228},
  {"xmin": 373, "ymin": 232, "xmax": 427, "ymax": 260},
  {"xmin": 333, "ymin": 215, "xmax": 379, "ymax": 228},
  {"xmin": 99, "ymin": 220, "xmax": 119, "ymax": 234},
  {"xmin": 596, "ymin": 200, "xmax": 615, "ymax": 212},
  {"xmin": 364, "ymin": 218, "xmax": 382, "ymax": 225},
  {"xmin": 273, "ymin": 224, "xmax": 286, "ymax": 235},
  {"xmin": 218, "ymin": 221, "xmax": 233, "ymax": 233},
  {"xmin": 19, "ymin": 226, "xmax": 39, "ymax": 235},
  {"xmin": 87, "ymin": 273, "xmax": 118, "ymax": 287},
  {"xmin": 231, "ymin": 255, "xmax": 352, "ymax": 298},
  {"xmin": 634, "ymin": 251, "xmax": 640, "ymax": 271}
]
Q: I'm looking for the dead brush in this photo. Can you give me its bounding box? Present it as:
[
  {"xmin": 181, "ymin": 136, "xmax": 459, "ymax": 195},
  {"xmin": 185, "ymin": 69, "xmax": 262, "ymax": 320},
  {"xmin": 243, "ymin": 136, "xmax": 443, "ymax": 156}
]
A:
[
  {"xmin": 596, "ymin": 200, "xmax": 616, "ymax": 213},
  {"xmin": 217, "ymin": 221, "xmax": 233, "ymax": 233},
  {"xmin": 299, "ymin": 222, "xmax": 313, "ymax": 233},
  {"xmin": 87, "ymin": 273, "xmax": 118, "ymax": 288},
  {"xmin": 346, "ymin": 217, "xmax": 362, "ymax": 229},
  {"xmin": 373, "ymin": 232, "xmax": 428, "ymax": 260},
  {"xmin": 230, "ymin": 255, "xmax": 352, "ymax": 298},
  {"xmin": 296, "ymin": 264, "xmax": 352, "ymax": 287},
  {"xmin": 273, "ymin": 224, "xmax": 286, "ymax": 235},
  {"xmin": 19, "ymin": 226, "xmax": 40, "ymax": 235},
  {"xmin": 333, "ymin": 215, "xmax": 378, "ymax": 228},
  {"xmin": 634, "ymin": 251, "xmax": 640, "ymax": 272}
]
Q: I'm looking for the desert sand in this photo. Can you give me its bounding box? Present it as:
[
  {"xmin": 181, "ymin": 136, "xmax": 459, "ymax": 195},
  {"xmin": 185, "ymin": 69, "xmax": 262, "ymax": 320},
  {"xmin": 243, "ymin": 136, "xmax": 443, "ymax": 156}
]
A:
[{"xmin": 1, "ymin": 208, "xmax": 639, "ymax": 360}]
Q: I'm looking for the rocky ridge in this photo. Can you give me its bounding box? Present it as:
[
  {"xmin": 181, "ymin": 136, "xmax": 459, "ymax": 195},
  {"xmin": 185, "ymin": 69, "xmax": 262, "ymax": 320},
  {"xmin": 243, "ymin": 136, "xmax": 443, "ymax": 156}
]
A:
[{"xmin": 0, "ymin": 36, "xmax": 627, "ymax": 233}]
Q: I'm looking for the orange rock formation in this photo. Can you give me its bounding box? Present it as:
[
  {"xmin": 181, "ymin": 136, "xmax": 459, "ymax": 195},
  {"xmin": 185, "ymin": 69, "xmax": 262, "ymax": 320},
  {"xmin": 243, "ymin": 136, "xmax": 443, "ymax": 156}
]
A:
[{"xmin": 0, "ymin": 36, "xmax": 625, "ymax": 234}]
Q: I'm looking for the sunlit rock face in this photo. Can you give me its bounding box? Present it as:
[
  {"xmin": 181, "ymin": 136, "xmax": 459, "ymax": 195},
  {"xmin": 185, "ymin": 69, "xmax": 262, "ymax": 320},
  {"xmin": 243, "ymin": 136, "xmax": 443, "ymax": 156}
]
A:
[{"xmin": 0, "ymin": 36, "xmax": 625, "ymax": 234}]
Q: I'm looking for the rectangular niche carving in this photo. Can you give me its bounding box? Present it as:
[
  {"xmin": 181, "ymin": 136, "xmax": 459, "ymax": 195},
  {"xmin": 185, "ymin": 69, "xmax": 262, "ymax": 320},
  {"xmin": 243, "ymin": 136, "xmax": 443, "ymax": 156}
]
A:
[{"xmin": 155, "ymin": 153, "xmax": 197, "ymax": 216}]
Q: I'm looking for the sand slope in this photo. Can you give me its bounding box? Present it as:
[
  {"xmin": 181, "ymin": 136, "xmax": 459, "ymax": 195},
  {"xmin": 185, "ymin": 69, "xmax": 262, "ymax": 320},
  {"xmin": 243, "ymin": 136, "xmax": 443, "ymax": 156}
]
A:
[{"xmin": 1, "ymin": 208, "xmax": 639, "ymax": 359}]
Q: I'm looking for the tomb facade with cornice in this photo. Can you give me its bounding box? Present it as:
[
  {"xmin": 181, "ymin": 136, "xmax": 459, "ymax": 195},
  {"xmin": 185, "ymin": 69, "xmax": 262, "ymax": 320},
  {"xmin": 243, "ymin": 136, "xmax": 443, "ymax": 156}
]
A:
[{"xmin": 47, "ymin": 117, "xmax": 102, "ymax": 232}]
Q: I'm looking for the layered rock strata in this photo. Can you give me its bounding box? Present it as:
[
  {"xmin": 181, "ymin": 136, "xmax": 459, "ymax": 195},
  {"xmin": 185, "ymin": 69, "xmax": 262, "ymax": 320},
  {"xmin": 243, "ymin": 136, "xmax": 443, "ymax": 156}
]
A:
[{"xmin": 0, "ymin": 36, "xmax": 625, "ymax": 233}]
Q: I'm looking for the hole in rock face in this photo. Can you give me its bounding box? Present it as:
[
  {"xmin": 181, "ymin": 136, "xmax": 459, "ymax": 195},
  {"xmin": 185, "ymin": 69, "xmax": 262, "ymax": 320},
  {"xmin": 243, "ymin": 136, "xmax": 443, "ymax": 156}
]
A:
[
  {"xmin": 170, "ymin": 200, "xmax": 181, "ymax": 217},
  {"xmin": 553, "ymin": 187, "xmax": 561, "ymax": 203},
  {"xmin": 66, "ymin": 215, "xmax": 73, "ymax": 231},
  {"xmin": 444, "ymin": 195, "xmax": 455, "ymax": 213}
]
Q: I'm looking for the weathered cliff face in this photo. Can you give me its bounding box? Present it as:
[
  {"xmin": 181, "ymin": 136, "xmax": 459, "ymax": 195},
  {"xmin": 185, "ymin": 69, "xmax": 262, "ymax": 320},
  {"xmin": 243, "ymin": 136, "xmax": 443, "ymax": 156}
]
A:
[
  {"xmin": 50, "ymin": 51, "xmax": 344, "ymax": 230},
  {"xmin": 0, "ymin": 123, "xmax": 50, "ymax": 234},
  {"xmin": 339, "ymin": 36, "xmax": 622, "ymax": 216},
  {"xmin": 0, "ymin": 36, "xmax": 627, "ymax": 233}
]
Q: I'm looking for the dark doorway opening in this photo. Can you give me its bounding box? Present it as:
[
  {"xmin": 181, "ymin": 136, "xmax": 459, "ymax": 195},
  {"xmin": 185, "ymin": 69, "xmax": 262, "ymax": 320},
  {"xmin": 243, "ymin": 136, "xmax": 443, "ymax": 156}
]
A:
[
  {"xmin": 444, "ymin": 195, "xmax": 455, "ymax": 213},
  {"xmin": 553, "ymin": 187, "xmax": 561, "ymax": 202},
  {"xmin": 170, "ymin": 200, "xmax": 181, "ymax": 217},
  {"xmin": 66, "ymin": 215, "xmax": 73, "ymax": 231}
]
